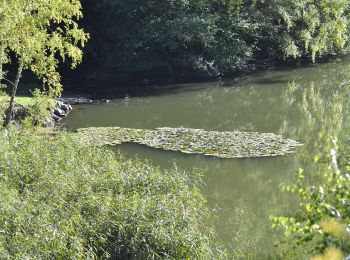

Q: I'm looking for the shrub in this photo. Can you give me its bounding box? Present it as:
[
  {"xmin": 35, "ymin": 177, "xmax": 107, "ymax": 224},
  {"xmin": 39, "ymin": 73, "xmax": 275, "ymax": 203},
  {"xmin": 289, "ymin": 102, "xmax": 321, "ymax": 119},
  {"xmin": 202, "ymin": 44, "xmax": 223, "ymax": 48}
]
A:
[
  {"xmin": 0, "ymin": 127, "xmax": 219, "ymax": 259},
  {"xmin": 0, "ymin": 90, "xmax": 53, "ymax": 127},
  {"xmin": 271, "ymin": 139, "xmax": 350, "ymax": 258}
]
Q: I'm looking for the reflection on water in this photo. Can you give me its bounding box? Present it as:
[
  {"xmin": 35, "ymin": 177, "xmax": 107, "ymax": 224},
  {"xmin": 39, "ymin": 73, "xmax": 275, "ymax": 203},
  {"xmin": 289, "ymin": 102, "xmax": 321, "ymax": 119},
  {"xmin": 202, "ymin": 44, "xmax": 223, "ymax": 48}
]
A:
[{"xmin": 63, "ymin": 57, "xmax": 350, "ymax": 258}]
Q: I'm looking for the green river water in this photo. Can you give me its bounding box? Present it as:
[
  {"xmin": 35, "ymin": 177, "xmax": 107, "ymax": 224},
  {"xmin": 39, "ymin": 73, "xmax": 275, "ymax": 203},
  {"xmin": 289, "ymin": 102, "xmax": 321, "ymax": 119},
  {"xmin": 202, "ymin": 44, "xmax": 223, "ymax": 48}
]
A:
[{"xmin": 63, "ymin": 57, "xmax": 350, "ymax": 258}]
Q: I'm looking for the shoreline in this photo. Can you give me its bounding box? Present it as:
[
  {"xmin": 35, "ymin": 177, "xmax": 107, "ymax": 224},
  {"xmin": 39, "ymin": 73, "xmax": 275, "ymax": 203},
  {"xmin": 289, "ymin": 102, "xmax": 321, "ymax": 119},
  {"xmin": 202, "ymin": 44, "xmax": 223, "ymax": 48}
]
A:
[{"xmin": 0, "ymin": 96, "xmax": 111, "ymax": 127}]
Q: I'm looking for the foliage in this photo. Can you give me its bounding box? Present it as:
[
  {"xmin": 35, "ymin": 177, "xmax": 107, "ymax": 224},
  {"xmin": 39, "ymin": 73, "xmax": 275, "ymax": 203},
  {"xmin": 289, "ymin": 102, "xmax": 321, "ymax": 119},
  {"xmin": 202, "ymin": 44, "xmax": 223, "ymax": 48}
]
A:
[
  {"xmin": 271, "ymin": 140, "xmax": 350, "ymax": 257},
  {"xmin": 81, "ymin": 0, "xmax": 253, "ymax": 77},
  {"xmin": 0, "ymin": 98, "xmax": 8, "ymax": 125},
  {"xmin": 248, "ymin": 0, "xmax": 350, "ymax": 61},
  {"xmin": 0, "ymin": 0, "xmax": 88, "ymax": 94},
  {"xmin": 22, "ymin": 90, "xmax": 54, "ymax": 127},
  {"xmin": 0, "ymin": 93, "xmax": 53, "ymax": 127},
  {"xmin": 0, "ymin": 127, "xmax": 220, "ymax": 259},
  {"xmin": 80, "ymin": 0, "xmax": 350, "ymax": 79}
]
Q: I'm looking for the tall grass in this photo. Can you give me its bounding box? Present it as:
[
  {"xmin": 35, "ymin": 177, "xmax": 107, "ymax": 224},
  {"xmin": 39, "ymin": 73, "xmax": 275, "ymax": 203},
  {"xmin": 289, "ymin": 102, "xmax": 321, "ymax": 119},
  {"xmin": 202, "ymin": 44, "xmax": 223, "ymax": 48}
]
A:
[{"xmin": 0, "ymin": 127, "xmax": 220, "ymax": 259}]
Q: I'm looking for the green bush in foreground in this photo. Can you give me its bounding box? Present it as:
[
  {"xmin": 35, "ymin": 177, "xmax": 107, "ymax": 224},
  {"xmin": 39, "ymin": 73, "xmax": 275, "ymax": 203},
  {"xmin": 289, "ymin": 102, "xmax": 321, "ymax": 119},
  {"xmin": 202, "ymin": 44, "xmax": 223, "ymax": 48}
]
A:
[
  {"xmin": 271, "ymin": 140, "xmax": 350, "ymax": 259},
  {"xmin": 0, "ymin": 128, "xmax": 219, "ymax": 259}
]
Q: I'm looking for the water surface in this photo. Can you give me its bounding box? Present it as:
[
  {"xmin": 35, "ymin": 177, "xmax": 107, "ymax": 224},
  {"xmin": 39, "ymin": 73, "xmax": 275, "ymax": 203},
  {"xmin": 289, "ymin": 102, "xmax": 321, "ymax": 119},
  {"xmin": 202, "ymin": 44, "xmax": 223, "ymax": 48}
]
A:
[{"xmin": 63, "ymin": 57, "xmax": 350, "ymax": 258}]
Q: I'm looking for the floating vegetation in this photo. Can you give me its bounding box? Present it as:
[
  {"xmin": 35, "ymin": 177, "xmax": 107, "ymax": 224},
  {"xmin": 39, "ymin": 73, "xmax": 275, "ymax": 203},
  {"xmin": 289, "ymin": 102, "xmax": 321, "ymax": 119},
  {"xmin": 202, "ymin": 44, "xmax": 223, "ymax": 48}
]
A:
[{"xmin": 77, "ymin": 127, "xmax": 302, "ymax": 159}]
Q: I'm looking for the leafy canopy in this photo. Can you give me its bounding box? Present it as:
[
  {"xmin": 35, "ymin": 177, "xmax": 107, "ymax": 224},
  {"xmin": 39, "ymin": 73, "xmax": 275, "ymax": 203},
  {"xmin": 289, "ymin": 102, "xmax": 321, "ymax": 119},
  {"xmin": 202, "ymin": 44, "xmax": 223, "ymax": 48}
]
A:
[
  {"xmin": 0, "ymin": 0, "xmax": 88, "ymax": 95},
  {"xmin": 81, "ymin": 0, "xmax": 350, "ymax": 78}
]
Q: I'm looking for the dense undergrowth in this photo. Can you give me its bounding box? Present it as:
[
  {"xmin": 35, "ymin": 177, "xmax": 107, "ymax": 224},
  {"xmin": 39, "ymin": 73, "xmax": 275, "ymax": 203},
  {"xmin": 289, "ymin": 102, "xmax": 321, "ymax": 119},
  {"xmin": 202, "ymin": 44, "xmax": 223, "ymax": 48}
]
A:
[
  {"xmin": 272, "ymin": 139, "xmax": 350, "ymax": 259},
  {"xmin": 0, "ymin": 127, "xmax": 220, "ymax": 259}
]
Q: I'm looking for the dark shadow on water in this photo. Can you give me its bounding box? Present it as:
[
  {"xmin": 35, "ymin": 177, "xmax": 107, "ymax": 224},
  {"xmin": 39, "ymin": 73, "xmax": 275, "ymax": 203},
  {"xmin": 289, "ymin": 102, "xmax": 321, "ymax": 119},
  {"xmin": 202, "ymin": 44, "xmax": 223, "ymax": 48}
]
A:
[
  {"xmin": 63, "ymin": 59, "xmax": 340, "ymax": 99},
  {"xmin": 62, "ymin": 80, "xmax": 217, "ymax": 99}
]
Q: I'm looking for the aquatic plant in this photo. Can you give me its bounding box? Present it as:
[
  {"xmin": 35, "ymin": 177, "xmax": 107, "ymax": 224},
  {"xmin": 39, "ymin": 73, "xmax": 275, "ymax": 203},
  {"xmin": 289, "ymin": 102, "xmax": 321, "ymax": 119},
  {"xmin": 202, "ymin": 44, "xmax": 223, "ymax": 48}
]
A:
[{"xmin": 77, "ymin": 126, "xmax": 302, "ymax": 158}]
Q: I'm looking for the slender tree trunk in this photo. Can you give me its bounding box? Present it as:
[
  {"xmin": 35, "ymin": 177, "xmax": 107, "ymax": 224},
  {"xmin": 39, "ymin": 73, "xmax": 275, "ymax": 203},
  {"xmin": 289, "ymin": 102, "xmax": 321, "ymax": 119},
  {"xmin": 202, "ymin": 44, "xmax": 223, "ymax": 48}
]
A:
[
  {"xmin": 0, "ymin": 63, "xmax": 2, "ymax": 87},
  {"xmin": 4, "ymin": 65, "xmax": 23, "ymax": 126},
  {"xmin": 0, "ymin": 48, "xmax": 3, "ymax": 84}
]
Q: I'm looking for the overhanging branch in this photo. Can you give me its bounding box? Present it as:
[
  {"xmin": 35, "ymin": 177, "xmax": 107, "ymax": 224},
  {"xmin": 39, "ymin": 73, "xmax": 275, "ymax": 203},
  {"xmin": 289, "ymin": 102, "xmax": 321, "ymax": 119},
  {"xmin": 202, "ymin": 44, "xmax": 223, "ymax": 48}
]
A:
[{"xmin": 2, "ymin": 78, "xmax": 14, "ymax": 86}]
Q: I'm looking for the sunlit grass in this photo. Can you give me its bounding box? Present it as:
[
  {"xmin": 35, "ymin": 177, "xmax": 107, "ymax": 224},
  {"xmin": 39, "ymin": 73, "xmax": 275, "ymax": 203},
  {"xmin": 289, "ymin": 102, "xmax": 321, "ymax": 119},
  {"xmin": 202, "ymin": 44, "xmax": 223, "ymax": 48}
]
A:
[
  {"xmin": 0, "ymin": 83, "xmax": 47, "ymax": 106},
  {"xmin": 0, "ymin": 127, "xmax": 221, "ymax": 259},
  {"xmin": 0, "ymin": 96, "xmax": 34, "ymax": 106}
]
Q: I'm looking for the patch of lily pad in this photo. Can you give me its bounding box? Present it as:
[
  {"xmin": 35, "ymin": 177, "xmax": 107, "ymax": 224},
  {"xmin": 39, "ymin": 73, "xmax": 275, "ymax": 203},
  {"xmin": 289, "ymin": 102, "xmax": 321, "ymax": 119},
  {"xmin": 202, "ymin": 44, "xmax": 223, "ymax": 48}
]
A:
[{"xmin": 76, "ymin": 127, "xmax": 302, "ymax": 159}]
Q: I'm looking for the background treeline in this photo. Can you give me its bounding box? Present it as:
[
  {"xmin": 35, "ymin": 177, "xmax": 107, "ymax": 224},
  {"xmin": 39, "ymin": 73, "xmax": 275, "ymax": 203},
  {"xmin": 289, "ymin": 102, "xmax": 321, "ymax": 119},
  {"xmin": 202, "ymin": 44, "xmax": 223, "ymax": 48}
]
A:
[{"xmin": 76, "ymin": 0, "xmax": 350, "ymax": 83}]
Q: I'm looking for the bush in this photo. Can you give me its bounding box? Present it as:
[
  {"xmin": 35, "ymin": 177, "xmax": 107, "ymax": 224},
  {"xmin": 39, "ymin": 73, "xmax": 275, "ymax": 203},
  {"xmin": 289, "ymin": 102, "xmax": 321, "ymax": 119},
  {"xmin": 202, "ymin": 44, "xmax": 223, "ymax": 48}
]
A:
[
  {"xmin": 271, "ymin": 139, "xmax": 350, "ymax": 258},
  {"xmin": 0, "ymin": 90, "xmax": 53, "ymax": 127},
  {"xmin": 0, "ymin": 127, "xmax": 219, "ymax": 259}
]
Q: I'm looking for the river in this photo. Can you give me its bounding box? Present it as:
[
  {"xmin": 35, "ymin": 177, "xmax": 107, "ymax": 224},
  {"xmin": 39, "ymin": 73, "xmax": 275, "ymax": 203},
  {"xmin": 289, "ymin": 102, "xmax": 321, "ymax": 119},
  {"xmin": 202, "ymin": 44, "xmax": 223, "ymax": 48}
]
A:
[{"xmin": 63, "ymin": 57, "xmax": 350, "ymax": 258}]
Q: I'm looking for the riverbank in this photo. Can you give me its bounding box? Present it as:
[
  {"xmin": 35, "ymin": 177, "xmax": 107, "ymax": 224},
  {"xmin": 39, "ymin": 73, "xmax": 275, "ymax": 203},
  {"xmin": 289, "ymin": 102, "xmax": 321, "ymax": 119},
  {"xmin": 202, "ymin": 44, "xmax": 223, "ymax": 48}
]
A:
[
  {"xmin": 0, "ymin": 126, "xmax": 221, "ymax": 258},
  {"xmin": 0, "ymin": 95, "xmax": 113, "ymax": 127},
  {"xmin": 0, "ymin": 96, "xmax": 70, "ymax": 126}
]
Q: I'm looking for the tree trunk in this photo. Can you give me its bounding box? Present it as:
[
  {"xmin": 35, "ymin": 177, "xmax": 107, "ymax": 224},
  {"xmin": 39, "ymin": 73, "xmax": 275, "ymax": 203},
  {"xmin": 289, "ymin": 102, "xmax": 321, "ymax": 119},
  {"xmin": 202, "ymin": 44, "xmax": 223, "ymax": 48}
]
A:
[
  {"xmin": 0, "ymin": 61, "xmax": 2, "ymax": 82},
  {"xmin": 0, "ymin": 48, "xmax": 3, "ymax": 84},
  {"xmin": 4, "ymin": 65, "xmax": 23, "ymax": 126}
]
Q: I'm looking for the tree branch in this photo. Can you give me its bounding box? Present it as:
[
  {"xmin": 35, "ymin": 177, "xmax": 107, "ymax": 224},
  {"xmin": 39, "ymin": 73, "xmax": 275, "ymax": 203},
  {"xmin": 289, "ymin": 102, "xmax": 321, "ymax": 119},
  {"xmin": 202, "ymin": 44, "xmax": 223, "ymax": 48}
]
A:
[{"xmin": 2, "ymin": 78, "xmax": 14, "ymax": 86}]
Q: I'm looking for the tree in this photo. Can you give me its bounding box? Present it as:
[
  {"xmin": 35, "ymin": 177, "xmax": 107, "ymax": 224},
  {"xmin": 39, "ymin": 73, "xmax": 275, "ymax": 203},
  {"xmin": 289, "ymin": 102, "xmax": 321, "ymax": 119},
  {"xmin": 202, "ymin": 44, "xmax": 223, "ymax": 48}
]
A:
[
  {"xmin": 229, "ymin": 0, "xmax": 350, "ymax": 61},
  {"xmin": 80, "ymin": 0, "xmax": 252, "ymax": 79},
  {"xmin": 79, "ymin": 0, "xmax": 350, "ymax": 81},
  {"xmin": 0, "ymin": 0, "xmax": 88, "ymax": 126}
]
